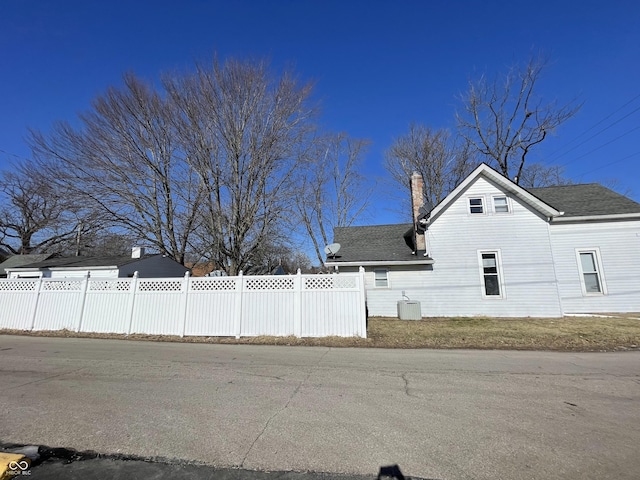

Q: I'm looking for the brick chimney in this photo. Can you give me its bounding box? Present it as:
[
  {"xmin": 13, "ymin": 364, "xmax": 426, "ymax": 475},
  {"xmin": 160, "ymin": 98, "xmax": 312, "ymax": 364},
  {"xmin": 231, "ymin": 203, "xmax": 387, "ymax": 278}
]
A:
[{"xmin": 410, "ymin": 172, "xmax": 426, "ymax": 252}]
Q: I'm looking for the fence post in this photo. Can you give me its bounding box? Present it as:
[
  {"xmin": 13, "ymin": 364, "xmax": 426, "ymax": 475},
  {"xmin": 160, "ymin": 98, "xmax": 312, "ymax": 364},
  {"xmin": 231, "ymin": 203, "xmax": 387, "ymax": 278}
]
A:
[
  {"xmin": 359, "ymin": 266, "xmax": 367, "ymax": 338},
  {"xmin": 76, "ymin": 274, "xmax": 90, "ymax": 332},
  {"xmin": 180, "ymin": 271, "xmax": 190, "ymax": 337},
  {"xmin": 234, "ymin": 271, "xmax": 243, "ymax": 339},
  {"xmin": 29, "ymin": 277, "xmax": 44, "ymax": 331},
  {"xmin": 127, "ymin": 271, "xmax": 139, "ymax": 335},
  {"xmin": 293, "ymin": 269, "xmax": 302, "ymax": 337}
]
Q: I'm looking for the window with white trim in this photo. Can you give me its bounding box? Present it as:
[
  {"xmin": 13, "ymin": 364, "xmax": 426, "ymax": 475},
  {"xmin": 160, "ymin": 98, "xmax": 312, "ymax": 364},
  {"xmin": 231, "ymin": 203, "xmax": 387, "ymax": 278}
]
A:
[
  {"xmin": 576, "ymin": 249, "xmax": 606, "ymax": 295},
  {"xmin": 374, "ymin": 269, "xmax": 388, "ymax": 288},
  {"xmin": 469, "ymin": 197, "xmax": 484, "ymax": 214},
  {"xmin": 479, "ymin": 251, "xmax": 503, "ymax": 298},
  {"xmin": 493, "ymin": 196, "xmax": 509, "ymax": 213}
]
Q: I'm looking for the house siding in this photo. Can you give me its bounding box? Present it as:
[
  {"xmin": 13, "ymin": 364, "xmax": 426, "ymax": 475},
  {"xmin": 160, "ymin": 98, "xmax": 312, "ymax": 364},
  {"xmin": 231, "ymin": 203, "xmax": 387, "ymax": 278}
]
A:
[
  {"xmin": 421, "ymin": 176, "xmax": 562, "ymax": 317},
  {"xmin": 548, "ymin": 220, "xmax": 640, "ymax": 313},
  {"xmin": 50, "ymin": 269, "xmax": 118, "ymax": 278},
  {"xmin": 343, "ymin": 266, "xmax": 432, "ymax": 317},
  {"xmin": 352, "ymin": 176, "xmax": 563, "ymax": 318}
]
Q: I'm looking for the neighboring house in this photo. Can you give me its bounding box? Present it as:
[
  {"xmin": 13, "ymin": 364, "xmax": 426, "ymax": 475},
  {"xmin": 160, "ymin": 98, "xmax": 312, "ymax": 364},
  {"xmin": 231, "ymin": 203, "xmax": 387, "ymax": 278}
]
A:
[
  {"xmin": 244, "ymin": 264, "xmax": 288, "ymax": 276},
  {"xmin": 4, "ymin": 248, "xmax": 189, "ymax": 279},
  {"xmin": 0, "ymin": 254, "xmax": 54, "ymax": 278},
  {"xmin": 326, "ymin": 163, "xmax": 640, "ymax": 317},
  {"xmin": 0, "ymin": 247, "xmax": 11, "ymax": 263}
]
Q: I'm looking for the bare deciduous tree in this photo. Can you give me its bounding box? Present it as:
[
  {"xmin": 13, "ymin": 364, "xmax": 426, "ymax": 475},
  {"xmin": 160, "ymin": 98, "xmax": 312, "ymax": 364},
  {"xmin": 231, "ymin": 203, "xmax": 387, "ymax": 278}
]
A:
[
  {"xmin": 385, "ymin": 125, "xmax": 475, "ymax": 216},
  {"xmin": 27, "ymin": 57, "xmax": 371, "ymax": 270},
  {"xmin": 294, "ymin": 133, "xmax": 372, "ymax": 267},
  {"xmin": 166, "ymin": 58, "xmax": 317, "ymax": 275},
  {"xmin": 29, "ymin": 73, "xmax": 204, "ymax": 264},
  {"xmin": 77, "ymin": 231, "xmax": 141, "ymax": 257},
  {"xmin": 0, "ymin": 164, "xmax": 85, "ymax": 254},
  {"xmin": 518, "ymin": 162, "xmax": 571, "ymax": 188},
  {"xmin": 457, "ymin": 55, "xmax": 581, "ymax": 184}
]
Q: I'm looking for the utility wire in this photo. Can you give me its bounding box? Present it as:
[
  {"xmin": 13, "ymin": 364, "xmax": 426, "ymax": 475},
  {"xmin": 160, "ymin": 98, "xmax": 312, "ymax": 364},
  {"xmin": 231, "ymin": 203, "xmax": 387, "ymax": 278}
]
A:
[
  {"xmin": 555, "ymin": 104, "xmax": 640, "ymax": 164},
  {"xmin": 546, "ymin": 92, "xmax": 640, "ymax": 162},
  {"xmin": 577, "ymin": 150, "xmax": 640, "ymax": 177},
  {"xmin": 559, "ymin": 125, "xmax": 640, "ymax": 167}
]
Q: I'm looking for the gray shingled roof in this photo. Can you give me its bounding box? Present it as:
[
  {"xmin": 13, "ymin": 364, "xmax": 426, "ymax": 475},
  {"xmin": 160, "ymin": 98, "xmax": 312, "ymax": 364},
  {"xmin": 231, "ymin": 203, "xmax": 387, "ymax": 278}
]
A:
[
  {"xmin": 528, "ymin": 184, "xmax": 640, "ymax": 217},
  {"xmin": 0, "ymin": 254, "xmax": 54, "ymax": 272},
  {"xmin": 331, "ymin": 223, "xmax": 427, "ymax": 263},
  {"xmin": 9, "ymin": 255, "xmax": 150, "ymax": 270}
]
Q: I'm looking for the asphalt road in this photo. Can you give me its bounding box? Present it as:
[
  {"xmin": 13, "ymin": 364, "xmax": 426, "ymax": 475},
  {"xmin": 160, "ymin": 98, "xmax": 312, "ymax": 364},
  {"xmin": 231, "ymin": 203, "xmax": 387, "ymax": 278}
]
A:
[{"xmin": 1, "ymin": 335, "xmax": 639, "ymax": 480}]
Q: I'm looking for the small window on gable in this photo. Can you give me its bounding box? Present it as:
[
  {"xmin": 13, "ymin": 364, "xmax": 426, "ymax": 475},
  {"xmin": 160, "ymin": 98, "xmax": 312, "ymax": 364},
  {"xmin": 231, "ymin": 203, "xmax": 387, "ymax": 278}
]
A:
[
  {"xmin": 374, "ymin": 269, "xmax": 388, "ymax": 288},
  {"xmin": 493, "ymin": 196, "xmax": 509, "ymax": 213},
  {"xmin": 469, "ymin": 197, "xmax": 484, "ymax": 214}
]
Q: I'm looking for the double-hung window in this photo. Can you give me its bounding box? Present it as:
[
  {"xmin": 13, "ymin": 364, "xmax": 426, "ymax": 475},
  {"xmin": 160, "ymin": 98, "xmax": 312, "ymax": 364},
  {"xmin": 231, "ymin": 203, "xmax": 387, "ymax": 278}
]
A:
[
  {"xmin": 469, "ymin": 197, "xmax": 484, "ymax": 214},
  {"xmin": 374, "ymin": 269, "xmax": 389, "ymax": 288},
  {"xmin": 493, "ymin": 196, "xmax": 509, "ymax": 213},
  {"xmin": 478, "ymin": 251, "xmax": 504, "ymax": 298},
  {"xmin": 576, "ymin": 249, "xmax": 606, "ymax": 295}
]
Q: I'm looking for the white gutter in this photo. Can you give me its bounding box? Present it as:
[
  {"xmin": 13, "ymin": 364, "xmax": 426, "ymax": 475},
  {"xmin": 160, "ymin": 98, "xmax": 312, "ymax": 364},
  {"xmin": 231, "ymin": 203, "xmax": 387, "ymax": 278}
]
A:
[
  {"xmin": 551, "ymin": 213, "xmax": 640, "ymax": 223},
  {"xmin": 325, "ymin": 259, "xmax": 435, "ymax": 267},
  {"xmin": 5, "ymin": 265, "xmax": 118, "ymax": 274},
  {"xmin": 47, "ymin": 266, "xmax": 118, "ymax": 270}
]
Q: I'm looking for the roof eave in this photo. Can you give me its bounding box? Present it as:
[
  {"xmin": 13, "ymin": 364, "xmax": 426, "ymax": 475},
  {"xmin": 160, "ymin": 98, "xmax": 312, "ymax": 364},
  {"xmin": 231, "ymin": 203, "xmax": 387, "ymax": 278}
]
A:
[
  {"xmin": 325, "ymin": 259, "xmax": 435, "ymax": 267},
  {"xmin": 428, "ymin": 163, "xmax": 561, "ymax": 222},
  {"xmin": 48, "ymin": 265, "xmax": 118, "ymax": 270},
  {"xmin": 551, "ymin": 213, "xmax": 640, "ymax": 223},
  {"xmin": 6, "ymin": 265, "xmax": 118, "ymax": 272}
]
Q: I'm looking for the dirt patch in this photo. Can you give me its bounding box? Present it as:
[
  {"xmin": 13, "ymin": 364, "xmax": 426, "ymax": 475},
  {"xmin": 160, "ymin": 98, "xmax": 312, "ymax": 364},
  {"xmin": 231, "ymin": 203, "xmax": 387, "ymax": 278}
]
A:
[{"xmin": 1, "ymin": 316, "xmax": 639, "ymax": 351}]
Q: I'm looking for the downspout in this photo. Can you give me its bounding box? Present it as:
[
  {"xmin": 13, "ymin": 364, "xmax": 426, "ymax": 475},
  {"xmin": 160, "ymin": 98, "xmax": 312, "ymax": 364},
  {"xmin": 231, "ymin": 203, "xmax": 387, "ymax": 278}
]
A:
[{"xmin": 546, "ymin": 217, "xmax": 563, "ymax": 317}]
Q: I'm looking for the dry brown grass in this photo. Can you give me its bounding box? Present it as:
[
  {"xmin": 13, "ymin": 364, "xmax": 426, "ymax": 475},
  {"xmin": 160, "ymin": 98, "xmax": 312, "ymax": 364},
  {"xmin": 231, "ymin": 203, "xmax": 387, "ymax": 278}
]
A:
[
  {"xmin": 366, "ymin": 316, "xmax": 640, "ymax": 351},
  {"xmin": 1, "ymin": 315, "xmax": 639, "ymax": 352}
]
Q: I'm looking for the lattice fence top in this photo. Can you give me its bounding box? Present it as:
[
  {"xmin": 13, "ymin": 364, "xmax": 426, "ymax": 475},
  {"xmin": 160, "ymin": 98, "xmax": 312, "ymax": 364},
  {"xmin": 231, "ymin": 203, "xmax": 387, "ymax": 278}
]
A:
[
  {"xmin": 0, "ymin": 280, "xmax": 37, "ymax": 291},
  {"xmin": 138, "ymin": 279, "xmax": 183, "ymax": 292},
  {"xmin": 190, "ymin": 278, "xmax": 237, "ymax": 291},
  {"xmin": 245, "ymin": 276, "xmax": 294, "ymax": 290},
  {"xmin": 42, "ymin": 280, "xmax": 83, "ymax": 291},
  {"xmin": 304, "ymin": 275, "xmax": 357, "ymax": 290},
  {"xmin": 0, "ymin": 272, "xmax": 361, "ymax": 294},
  {"xmin": 88, "ymin": 280, "xmax": 132, "ymax": 292}
]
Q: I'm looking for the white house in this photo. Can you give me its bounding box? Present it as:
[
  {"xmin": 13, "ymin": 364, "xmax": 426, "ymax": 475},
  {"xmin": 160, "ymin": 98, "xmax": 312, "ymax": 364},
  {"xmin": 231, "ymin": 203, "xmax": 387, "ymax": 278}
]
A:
[{"xmin": 326, "ymin": 164, "xmax": 640, "ymax": 317}]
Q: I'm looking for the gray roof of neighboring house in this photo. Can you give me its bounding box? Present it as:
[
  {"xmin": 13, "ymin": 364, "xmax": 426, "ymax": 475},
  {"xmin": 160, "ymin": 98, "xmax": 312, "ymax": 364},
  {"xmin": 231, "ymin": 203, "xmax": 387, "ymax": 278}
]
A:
[
  {"xmin": 331, "ymin": 223, "xmax": 428, "ymax": 263},
  {"xmin": 528, "ymin": 184, "xmax": 640, "ymax": 217},
  {"xmin": 8, "ymin": 255, "xmax": 152, "ymax": 270},
  {"xmin": 0, "ymin": 254, "xmax": 54, "ymax": 272}
]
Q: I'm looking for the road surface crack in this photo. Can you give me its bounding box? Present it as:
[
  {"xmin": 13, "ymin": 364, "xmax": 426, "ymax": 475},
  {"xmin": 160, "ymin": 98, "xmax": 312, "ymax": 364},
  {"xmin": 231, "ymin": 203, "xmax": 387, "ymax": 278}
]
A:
[
  {"xmin": 233, "ymin": 371, "xmax": 285, "ymax": 381},
  {"xmin": 240, "ymin": 348, "xmax": 331, "ymax": 467},
  {"xmin": 12, "ymin": 368, "xmax": 86, "ymax": 389},
  {"xmin": 401, "ymin": 372, "xmax": 418, "ymax": 398}
]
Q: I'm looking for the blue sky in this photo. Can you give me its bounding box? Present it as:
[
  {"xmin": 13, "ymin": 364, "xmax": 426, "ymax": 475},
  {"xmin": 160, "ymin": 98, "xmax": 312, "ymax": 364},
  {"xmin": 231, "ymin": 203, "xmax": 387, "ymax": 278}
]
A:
[{"xmin": 2, "ymin": 0, "xmax": 639, "ymax": 226}]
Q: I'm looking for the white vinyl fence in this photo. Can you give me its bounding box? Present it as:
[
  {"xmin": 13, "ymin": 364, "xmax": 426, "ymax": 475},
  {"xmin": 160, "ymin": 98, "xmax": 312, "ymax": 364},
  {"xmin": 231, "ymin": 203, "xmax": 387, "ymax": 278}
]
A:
[{"xmin": 0, "ymin": 270, "xmax": 367, "ymax": 338}]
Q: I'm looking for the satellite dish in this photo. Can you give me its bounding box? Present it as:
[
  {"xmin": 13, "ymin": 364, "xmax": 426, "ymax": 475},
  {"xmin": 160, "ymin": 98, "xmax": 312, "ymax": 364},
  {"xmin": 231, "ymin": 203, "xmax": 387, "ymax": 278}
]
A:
[{"xmin": 324, "ymin": 243, "xmax": 341, "ymax": 257}]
